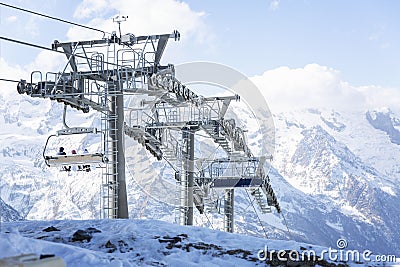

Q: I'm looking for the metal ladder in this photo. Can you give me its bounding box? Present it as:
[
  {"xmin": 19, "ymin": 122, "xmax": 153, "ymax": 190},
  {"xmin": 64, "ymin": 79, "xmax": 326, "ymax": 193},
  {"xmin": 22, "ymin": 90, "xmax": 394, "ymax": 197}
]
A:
[
  {"xmin": 101, "ymin": 113, "xmax": 119, "ymax": 218},
  {"xmin": 100, "ymin": 80, "xmax": 120, "ymax": 219},
  {"xmin": 202, "ymin": 122, "xmax": 233, "ymax": 154}
]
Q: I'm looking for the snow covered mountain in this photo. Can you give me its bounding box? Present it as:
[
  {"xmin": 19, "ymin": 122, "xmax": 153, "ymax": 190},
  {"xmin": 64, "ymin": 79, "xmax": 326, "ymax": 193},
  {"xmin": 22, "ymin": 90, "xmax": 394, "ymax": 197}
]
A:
[
  {"xmin": 1, "ymin": 86, "xmax": 400, "ymax": 259},
  {"xmin": 272, "ymin": 109, "xmax": 400, "ymax": 255}
]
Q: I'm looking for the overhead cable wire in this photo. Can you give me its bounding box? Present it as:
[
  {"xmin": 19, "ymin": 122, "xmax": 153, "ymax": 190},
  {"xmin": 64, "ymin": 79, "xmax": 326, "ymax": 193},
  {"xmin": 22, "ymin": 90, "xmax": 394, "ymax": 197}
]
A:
[
  {"xmin": 0, "ymin": 36, "xmax": 57, "ymax": 53},
  {"xmin": 0, "ymin": 78, "xmax": 20, "ymax": 83},
  {"xmin": 0, "ymin": 2, "xmax": 108, "ymax": 35},
  {"xmin": 0, "ymin": 35, "xmax": 119, "ymax": 67}
]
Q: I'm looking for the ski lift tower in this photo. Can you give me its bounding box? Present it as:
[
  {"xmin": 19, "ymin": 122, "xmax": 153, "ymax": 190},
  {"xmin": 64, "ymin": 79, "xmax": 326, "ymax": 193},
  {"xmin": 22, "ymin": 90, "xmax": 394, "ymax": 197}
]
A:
[
  {"xmin": 124, "ymin": 70, "xmax": 281, "ymax": 232},
  {"xmin": 17, "ymin": 26, "xmax": 181, "ymax": 219},
  {"xmin": 15, "ymin": 19, "xmax": 281, "ymax": 231}
]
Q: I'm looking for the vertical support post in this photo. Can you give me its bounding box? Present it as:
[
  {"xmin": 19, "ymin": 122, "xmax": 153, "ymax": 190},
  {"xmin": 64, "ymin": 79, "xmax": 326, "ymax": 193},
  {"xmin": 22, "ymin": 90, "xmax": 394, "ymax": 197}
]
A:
[
  {"xmin": 180, "ymin": 128, "xmax": 194, "ymax": 225},
  {"xmin": 187, "ymin": 129, "xmax": 194, "ymax": 225},
  {"xmin": 224, "ymin": 189, "xmax": 234, "ymax": 233},
  {"xmin": 116, "ymin": 92, "xmax": 129, "ymax": 218},
  {"xmin": 103, "ymin": 85, "xmax": 117, "ymax": 219},
  {"xmin": 108, "ymin": 83, "xmax": 128, "ymax": 219}
]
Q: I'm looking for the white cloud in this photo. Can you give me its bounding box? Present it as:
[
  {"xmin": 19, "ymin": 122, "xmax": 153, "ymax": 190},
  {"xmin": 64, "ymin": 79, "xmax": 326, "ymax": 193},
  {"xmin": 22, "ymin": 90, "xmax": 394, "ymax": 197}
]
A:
[
  {"xmin": 379, "ymin": 42, "xmax": 391, "ymax": 49},
  {"xmin": 357, "ymin": 84, "xmax": 400, "ymax": 113},
  {"xmin": 26, "ymin": 50, "xmax": 66, "ymax": 74},
  {"xmin": 251, "ymin": 64, "xmax": 400, "ymax": 115},
  {"xmin": 0, "ymin": 50, "xmax": 66, "ymax": 99},
  {"xmin": 24, "ymin": 16, "xmax": 40, "ymax": 38},
  {"xmin": 73, "ymin": 0, "xmax": 109, "ymax": 19},
  {"xmin": 68, "ymin": 0, "xmax": 208, "ymax": 44},
  {"xmin": 0, "ymin": 58, "xmax": 27, "ymax": 98},
  {"xmin": 0, "ymin": 59, "xmax": 26, "ymax": 80},
  {"xmin": 269, "ymin": 0, "xmax": 281, "ymax": 11},
  {"xmin": 6, "ymin": 16, "xmax": 17, "ymax": 23}
]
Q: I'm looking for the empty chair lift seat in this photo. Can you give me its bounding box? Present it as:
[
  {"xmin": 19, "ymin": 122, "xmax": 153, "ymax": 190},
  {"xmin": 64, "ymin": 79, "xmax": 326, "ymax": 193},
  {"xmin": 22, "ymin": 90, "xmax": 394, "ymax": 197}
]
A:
[
  {"xmin": 212, "ymin": 177, "xmax": 264, "ymax": 188},
  {"xmin": 45, "ymin": 153, "xmax": 106, "ymax": 167}
]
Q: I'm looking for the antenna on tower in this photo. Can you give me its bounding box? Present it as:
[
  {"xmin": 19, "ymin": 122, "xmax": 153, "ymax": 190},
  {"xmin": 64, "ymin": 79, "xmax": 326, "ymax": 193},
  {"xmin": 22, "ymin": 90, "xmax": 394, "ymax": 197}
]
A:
[{"xmin": 113, "ymin": 14, "xmax": 128, "ymax": 39}]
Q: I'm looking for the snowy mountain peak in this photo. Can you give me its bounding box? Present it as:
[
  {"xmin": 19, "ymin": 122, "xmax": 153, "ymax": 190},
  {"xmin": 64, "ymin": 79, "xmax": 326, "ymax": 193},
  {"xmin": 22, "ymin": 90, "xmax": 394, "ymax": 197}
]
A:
[
  {"xmin": 366, "ymin": 108, "xmax": 400, "ymax": 145},
  {"xmin": 0, "ymin": 197, "xmax": 21, "ymax": 222}
]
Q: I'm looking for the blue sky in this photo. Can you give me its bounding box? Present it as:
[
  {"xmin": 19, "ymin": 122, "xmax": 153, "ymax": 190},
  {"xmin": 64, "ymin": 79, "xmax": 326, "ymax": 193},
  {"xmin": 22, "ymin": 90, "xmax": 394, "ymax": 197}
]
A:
[
  {"xmin": 1, "ymin": 0, "xmax": 400, "ymax": 112},
  {"xmin": 184, "ymin": 0, "xmax": 400, "ymax": 87}
]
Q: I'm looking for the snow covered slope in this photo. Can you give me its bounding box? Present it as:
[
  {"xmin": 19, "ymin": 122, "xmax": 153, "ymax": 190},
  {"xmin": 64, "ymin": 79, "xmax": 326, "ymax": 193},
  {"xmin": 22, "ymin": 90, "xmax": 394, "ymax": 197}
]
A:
[{"xmin": 1, "ymin": 219, "xmax": 397, "ymax": 266}]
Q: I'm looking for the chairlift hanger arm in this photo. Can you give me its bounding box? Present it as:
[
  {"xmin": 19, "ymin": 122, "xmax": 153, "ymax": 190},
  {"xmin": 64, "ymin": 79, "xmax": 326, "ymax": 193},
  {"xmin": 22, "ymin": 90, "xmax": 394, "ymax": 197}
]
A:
[
  {"xmin": 62, "ymin": 105, "xmax": 70, "ymax": 129},
  {"xmin": 43, "ymin": 134, "xmax": 57, "ymax": 167}
]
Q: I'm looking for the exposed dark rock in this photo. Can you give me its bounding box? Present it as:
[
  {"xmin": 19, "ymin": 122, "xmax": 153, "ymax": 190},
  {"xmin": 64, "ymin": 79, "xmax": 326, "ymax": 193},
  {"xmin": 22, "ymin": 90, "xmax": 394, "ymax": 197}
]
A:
[
  {"xmin": 86, "ymin": 227, "xmax": 101, "ymax": 234},
  {"xmin": 158, "ymin": 234, "xmax": 188, "ymax": 249},
  {"xmin": 178, "ymin": 233, "xmax": 188, "ymax": 239},
  {"xmin": 226, "ymin": 248, "xmax": 252, "ymax": 259},
  {"xmin": 43, "ymin": 226, "xmax": 60, "ymax": 232},
  {"xmin": 118, "ymin": 240, "xmax": 132, "ymax": 253},
  {"xmin": 185, "ymin": 242, "xmax": 223, "ymax": 252},
  {"xmin": 104, "ymin": 240, "xmax": 117, "ymax": 253},
  {"xmin": 71, "ymin": 227, "xmax": 101, "ymax": 243},
  {"xmin": 71, "ymin": 229, "xmax": 93, "ymax": 242}
]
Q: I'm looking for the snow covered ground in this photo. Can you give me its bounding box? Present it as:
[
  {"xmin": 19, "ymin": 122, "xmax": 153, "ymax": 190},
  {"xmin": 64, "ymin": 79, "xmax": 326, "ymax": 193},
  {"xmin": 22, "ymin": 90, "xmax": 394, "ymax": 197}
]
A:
[{"xmin": 1, "ymin": 219, "xmax": 398, "ymax": 266}]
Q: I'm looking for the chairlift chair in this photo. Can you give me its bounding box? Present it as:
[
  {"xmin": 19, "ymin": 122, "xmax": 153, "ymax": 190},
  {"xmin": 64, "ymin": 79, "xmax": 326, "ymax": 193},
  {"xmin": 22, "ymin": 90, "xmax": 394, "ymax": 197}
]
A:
[{"xmin": 43, "ymin": 127, "xmax": 107, "ymax": 170}]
